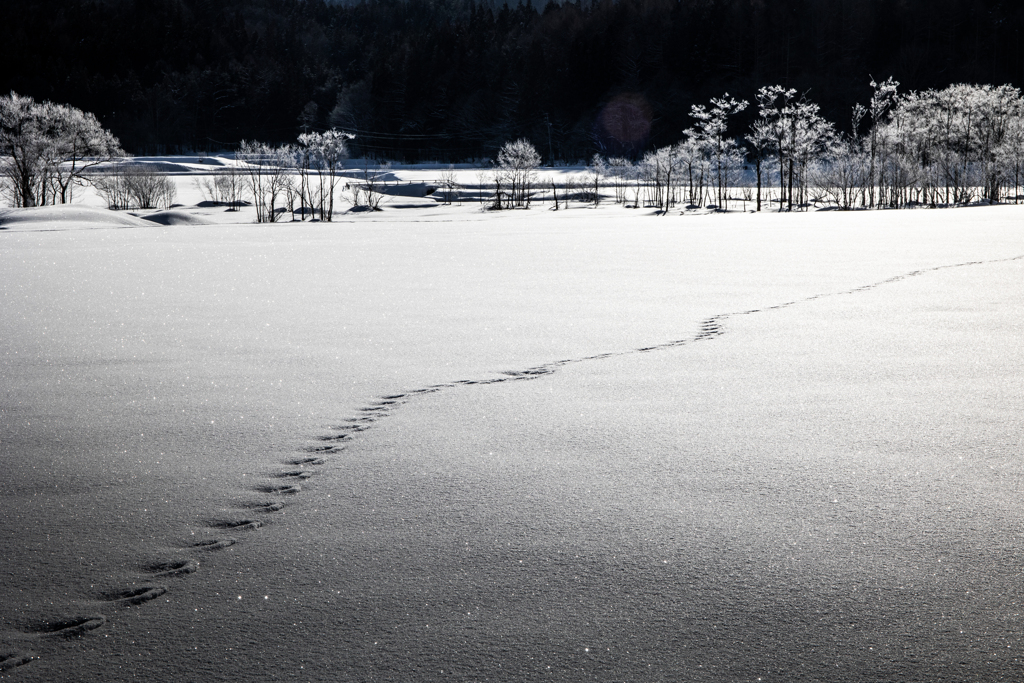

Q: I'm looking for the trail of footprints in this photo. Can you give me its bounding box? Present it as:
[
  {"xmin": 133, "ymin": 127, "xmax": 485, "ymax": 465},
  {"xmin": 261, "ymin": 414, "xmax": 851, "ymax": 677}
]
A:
[{"xmin": 6, "ymin": 253, "xmax": 1020, "ymax": 674}]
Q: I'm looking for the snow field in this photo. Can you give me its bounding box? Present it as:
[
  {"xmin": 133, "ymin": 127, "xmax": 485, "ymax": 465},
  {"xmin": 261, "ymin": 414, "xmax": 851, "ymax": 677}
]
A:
[{"xmin": 0, "ymin": 177, "xmax": 1022, "ymax": 681}]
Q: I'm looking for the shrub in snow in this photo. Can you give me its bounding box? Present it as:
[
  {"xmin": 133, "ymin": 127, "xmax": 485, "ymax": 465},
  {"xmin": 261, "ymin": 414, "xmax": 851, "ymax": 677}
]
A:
[
  {"xmin": 194, "ymin": 169, "xmax": 249, "ymax": 211},
  {"xmin": 344, "ymin": 161, "xmax": 389, "ymax": 211},
  {"xmin": 92, "ymin": 161, "xmax": 177, "ymax": 210}
]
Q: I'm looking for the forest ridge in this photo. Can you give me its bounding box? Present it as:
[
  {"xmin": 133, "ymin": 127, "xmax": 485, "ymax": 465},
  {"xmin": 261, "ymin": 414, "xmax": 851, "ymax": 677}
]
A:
[{"xmin": 2, "ymin": 0, "xmax": 1021, "ymax": 160}]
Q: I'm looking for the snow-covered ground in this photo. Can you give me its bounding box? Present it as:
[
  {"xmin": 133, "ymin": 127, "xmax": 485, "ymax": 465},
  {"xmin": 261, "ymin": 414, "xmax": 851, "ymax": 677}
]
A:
[{"xmin": 1, "ymin": 164, "xmax": 1022, "ymax": 681}]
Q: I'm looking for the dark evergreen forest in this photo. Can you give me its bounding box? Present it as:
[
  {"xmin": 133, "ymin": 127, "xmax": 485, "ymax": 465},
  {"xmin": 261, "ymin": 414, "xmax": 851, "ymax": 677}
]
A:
[{"xmin": 2, "ymin": 0, "xmax": 1022, "ymax": 160}]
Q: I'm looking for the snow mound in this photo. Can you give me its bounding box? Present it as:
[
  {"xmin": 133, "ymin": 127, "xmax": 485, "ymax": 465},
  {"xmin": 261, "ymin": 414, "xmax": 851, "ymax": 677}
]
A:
[
  {"xmin": 0, "ymin": 206, "xmax": 152, "ymax": 230},
  {"xmin": 140, "ymin": 210, "xmax": 212, "ymax": 226},
  {"xmin": 86, "ymin": 160, "xmax": 200, "ymax": 174}
]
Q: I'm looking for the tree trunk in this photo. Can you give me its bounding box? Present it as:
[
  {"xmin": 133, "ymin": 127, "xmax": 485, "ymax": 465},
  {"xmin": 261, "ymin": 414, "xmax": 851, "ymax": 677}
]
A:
[
  {"xmin": 787, "ymin": 157, "xmax": 794, "ymax": 211},
  {"xmin": 754, "ymin": 154, "xmax": 762, "ymax": 211}
]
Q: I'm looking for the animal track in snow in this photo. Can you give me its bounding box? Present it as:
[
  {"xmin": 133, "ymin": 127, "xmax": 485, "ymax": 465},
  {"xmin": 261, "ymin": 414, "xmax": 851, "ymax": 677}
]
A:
[
  {"xmin": 26, "ymin": 615, "xmax": 106, "ymax": 639},
  {"xmin": 272, "ymin": 470, "xmax": 315, "ymax": 480},
  {"xmin": 255, "ymin": 482, "xmax": 302, "ymax": 495},
  {"xmin": 21, "ymin": 252, "xmax": 1021, "ymax": 671},
  {"xmin": 287, "ymin": 456, "xmax": 327, "ymax": 466},
  {"xmin": 0, "ymin": 651, "xmax": 35, "ymax": 672},
  {"xmin": 189, "ymin": 538, "xmax": 237, "ymax": 551},
  {"xmin": 301, "ymin": 444, "xmax": 344, "ymax": 454},
  {"xmin": 207, "ymin": 519, "xmax": 263, "ymax": 531},
  {"xmin": 306, "ymin": 253, "xmax": 1024, "ymax": 454},
  {"xmin": 240, "ymin": 500, "xmax": 286, "ymax": 513},
  {"xmin": 143, "ymin": 558, "xmax": 199, "ymax": 577},
  {"xmin": 96, "ymin": 586, "xmax": 167, "ymax": 608},
  {"xmin": 332, "ymin": 423, "xmax": 371, "ymax": 433}
]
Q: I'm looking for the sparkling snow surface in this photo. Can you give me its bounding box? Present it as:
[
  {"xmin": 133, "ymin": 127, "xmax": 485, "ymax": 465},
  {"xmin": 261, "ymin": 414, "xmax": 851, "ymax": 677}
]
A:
[{"xmin": 1, "ymin": 173, "xmax": 1023, "ymax": 681}]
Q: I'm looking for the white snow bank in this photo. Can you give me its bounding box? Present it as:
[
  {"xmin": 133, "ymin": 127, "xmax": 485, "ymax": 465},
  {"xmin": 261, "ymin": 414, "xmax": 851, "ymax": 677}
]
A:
[{"xmin": 0, "ymin": 206, "xmax": 152, "ymax": 230}]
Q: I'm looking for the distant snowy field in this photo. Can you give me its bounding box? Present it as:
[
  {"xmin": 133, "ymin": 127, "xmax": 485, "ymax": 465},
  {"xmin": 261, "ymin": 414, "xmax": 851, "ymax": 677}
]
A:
[{"xmin": 1, "ymin": 161, "xmax": 1022, "ymax": 681}]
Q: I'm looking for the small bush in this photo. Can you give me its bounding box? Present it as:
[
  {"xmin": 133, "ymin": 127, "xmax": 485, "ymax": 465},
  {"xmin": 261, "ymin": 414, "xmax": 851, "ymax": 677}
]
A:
[{"xmin": 91, "ymin": 162, "xmax": 176, "ymax": 210}]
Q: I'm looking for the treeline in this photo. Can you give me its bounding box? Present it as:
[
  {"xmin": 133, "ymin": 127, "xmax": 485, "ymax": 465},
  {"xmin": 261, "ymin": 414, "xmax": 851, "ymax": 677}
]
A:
[
  {"xmin": 2, "ymin": 0, "xmax": 1022, "ymax": 160},
  {"xmin": 601, "ymin": 82, "xmax": 1024, "ymax": 212}
]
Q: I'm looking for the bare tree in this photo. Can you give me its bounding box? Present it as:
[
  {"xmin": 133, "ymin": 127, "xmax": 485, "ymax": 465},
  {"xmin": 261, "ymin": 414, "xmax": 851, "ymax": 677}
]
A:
[
  {"xmin": 237, "ymin": 141, "xmax": 294, "ymax": 222},
  {"xmin": 345, "ymin": 161, "xmax": 389, "ymax": 211},
  {"xmin": 91, "ymin": 159, "xmax": 134, "ymax": 210},
  {"xmin": 436, "ymin": 164, "xmax": 461, "ymax": 205},
  {"xmin": 195, "ymin": 167, "xmax": 249, "ymax": 211},
  {"xmin": 587, "ymin": 154, "xmax": 605, "ymax": 207},
  {"xmin": 92, "ymin": 161, "xmax": 176, "ymax": 210}
]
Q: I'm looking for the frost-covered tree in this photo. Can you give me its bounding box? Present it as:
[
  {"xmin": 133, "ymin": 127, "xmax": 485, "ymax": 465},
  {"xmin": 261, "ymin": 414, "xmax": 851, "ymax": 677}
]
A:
[
  {"xmin": 674, "ymin": 137, "xmax": 708, "ymax": 208},
  {"xmin": 0, "ymin": 93, "xmax": 46, "ymax": 207},
  {"xmin": 296, "ymin": 129, "xmax": 353, "ymax": 221},
  {"xmin": 639, "ymin": 146, "xmax": 679, "ymax": 212},
  {"xmin": 0, "ymin": 92, "xmax": 121, "ymax": 207},
  {"xmin": 605, "ymin": 157, "xmax": 634, "ymax": 205},
  {"xmin": 864, "ymin": 77, "xmax": 899, "ymax": 208},
  {"xmin": 745, "ymin": 109, "xmax": 776, "ymax": 212},
  {"xmin": 496, "ymin": 139, "xmax": 541, "ymax": 208},
  {"xmin": 788, "ymin": 98, "xmax": 835, "ymax": 209},
  {"xmin": 687, "ymin": 94, "xmax": 748, "ymax": 209},
  {"xmin": 995, "ymin": 115, "xmax": 1024, "ymax": 202},
  {"xmin": 237, "ymin": 140, "xmax": 294, "ymax": 222},
  {"xmin": 750, "ymin": 87, "xmax": 833, "ymax": 211},
  {"xmin": 812, "ymin": 137, "xmax": 868, "ymax": 210},
  {"xmin": 46, "ymin": 102, "xmax": 122, "ymax": 204},
  {"xmin": 883, "ymin": 84, "xmax": 1024, "ymax": 205},
  {"xmin": 749, "ymin": 86, "xmax": 797, "ymax": 211}
]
